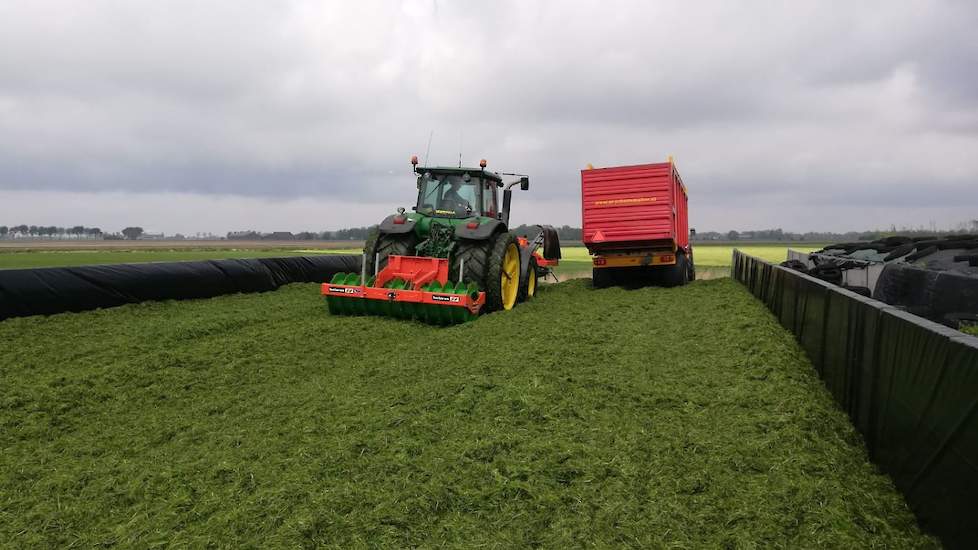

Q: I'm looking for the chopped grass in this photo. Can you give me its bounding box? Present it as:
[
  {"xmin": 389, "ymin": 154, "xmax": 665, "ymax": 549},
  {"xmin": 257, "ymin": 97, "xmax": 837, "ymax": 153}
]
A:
[
  {"xmin": 962, "ymin": 324, "xmax": 978, "ymax": 336},
  {"xmin": 0, "ymin": 278, "xmax": 935, "ymax": 547}
]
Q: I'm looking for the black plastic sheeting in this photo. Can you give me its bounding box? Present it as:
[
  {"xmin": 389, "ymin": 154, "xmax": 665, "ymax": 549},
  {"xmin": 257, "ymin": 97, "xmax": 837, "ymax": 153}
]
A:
[
  {"xmin": 0, "ymin": 255, "xmax": 361, "ymax": 320},
  {"xmin": 733, "ymin": 250, "xmax": 978, "ymax": 549}
]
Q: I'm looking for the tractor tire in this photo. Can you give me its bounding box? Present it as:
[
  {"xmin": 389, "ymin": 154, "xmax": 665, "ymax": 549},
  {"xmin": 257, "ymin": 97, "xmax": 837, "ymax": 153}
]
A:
[
  {"xmin": 363, "ymin": 231, "xmax": 418, "ymax": 277},
  {"xmin": 687, "ymin": 248, "xmax": 696, "ymax": 281},
  {"xmin": 451, "ymin": 238, "xmax": 492, "ymax": 285},
  {"xmin": 485, "ymin": 232, "xmax": 521, "ymax": 312},
  {"xmin": 518, "ymin": 256, "xmax": 539, "ymax": 302}
]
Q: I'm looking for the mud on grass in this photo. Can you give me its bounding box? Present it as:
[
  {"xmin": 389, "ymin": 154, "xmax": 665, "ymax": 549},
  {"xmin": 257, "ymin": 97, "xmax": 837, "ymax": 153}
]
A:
[{"xmin": 0, "ymin": 279, "xmax": 936, "ymax": 547}]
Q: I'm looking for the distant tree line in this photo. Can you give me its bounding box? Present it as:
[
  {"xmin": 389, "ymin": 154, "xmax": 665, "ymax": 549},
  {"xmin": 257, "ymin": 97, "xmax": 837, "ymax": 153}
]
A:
[
  {"xmin": 225, "ymin": 225, "xmax": 585, "ymax": 242},
  {"xmin": 9, "ymin": 219, "xmax": 975, "ymax": 243},
  {"xmin": 696, "ymin": 221, "xmax": 978, "ymax": 243},
  {"xmin": 0, "ymin": 225, "xmax": 104, "ymax": 239},
  {"xmin": 227, "ymin": 226, "xmax": 377, "ymax": 241},
  {"xmin": 0, "ymin": 225, "xmax": 156, "ymax": 240},
  {"xmin": 227, "ymin": 222, "xmax": 978, "ymax": 243}
]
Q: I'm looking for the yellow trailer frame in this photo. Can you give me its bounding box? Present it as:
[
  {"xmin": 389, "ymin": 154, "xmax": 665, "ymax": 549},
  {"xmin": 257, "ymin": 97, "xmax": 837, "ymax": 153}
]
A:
[{"xmin": 591, "ymin": 250, "xmax": 677, "ymax": 268}]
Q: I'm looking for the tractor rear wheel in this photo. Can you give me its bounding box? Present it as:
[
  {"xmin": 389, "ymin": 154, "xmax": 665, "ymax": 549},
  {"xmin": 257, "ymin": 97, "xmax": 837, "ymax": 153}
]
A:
[
  {"xmin": 364, "ymin": 231, "xmax": 417, "ymax": 277},
  {"xmin": 518, "ymin": 256, "xmax": 538, "ymax": 302},
  {"xmin": 487, "ymin": 232, "xmax": 521, "ymax": 311},
  {"xmin": 451, "ymin": 232, "xmax": 520, "ymax": 312}
]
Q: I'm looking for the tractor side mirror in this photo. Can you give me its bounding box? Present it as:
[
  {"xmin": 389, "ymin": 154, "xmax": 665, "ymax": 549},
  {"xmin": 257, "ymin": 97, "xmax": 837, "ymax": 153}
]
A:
[
  {"xmin": 520, "ymin": 176, "xmax": 529, "ymax": 191},
  {"xmin": 690, "ymin": 228, "xmax": 697, "ymax": 236}
]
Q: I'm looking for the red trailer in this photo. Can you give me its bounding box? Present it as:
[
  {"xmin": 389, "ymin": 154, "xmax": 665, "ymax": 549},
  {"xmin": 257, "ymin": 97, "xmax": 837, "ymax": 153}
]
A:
[{"xmin": 581, "ymin": 159, "xmax": 695, "ymax": 287}]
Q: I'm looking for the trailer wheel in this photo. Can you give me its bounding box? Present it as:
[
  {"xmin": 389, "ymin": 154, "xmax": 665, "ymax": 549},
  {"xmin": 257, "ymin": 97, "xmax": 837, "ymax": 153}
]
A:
[
  {"xmin": 592, "ymin": 267, "xmax": 614, "ymax": 288},
  {"xmin": 518, "ymin": 256, "xmax": 539, "ymax": 302},
  {"xmin": 364, "ymin": 231, "xmax": 418, "ymax": 277},
  {"xmin": 661, "ymin": 253, "xmax": 689, "ymax": 287}
]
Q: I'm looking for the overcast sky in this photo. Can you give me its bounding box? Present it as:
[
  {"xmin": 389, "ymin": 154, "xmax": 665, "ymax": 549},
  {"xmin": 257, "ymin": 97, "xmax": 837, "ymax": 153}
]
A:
[{"xmin": 1, "ymin": 1, "xmax": 976, "ymax": 234}]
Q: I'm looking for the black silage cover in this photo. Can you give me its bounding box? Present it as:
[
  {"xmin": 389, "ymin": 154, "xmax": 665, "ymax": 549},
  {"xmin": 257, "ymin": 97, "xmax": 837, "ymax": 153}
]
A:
[{"xmin": 0, "ymin": 255, "xmax": 360, "ymax": 320}]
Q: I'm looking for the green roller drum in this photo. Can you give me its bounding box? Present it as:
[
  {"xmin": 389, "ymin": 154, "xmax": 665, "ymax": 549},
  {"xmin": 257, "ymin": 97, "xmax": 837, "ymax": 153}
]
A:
[
  {"xmin": 384, "ymin": 279, "xmax": 410, "ymax": 319},
  {"xmin": 344, "ymin": 273, "xmax": 366, "ymax": 315},
  {"xmin": 325, "ymin": 272, "xmax": 368, "ymax": 316},
  {"xmin": 326, "ymin": 272, "xmax": 350, "ymax": 315},
  {"xmin": 415, "ymin": 280, "xmax": 481, "ymax": 325},
  {"xmin": 363, "ymin": 276, "xmax": 382, "ymax": 316},
  {"xmin": 453, "ymin": 281, "xmax": 480, "ymax": 324},
  {"xmin": 418, "ymin": 281, "xmax": 441, "ymax": 324}
]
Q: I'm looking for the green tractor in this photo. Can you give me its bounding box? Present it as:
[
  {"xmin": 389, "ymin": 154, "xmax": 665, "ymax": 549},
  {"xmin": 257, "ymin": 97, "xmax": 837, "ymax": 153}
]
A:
[{"xmin": 323, "ymin": 156, "xmax": 560, "ymax": 323}]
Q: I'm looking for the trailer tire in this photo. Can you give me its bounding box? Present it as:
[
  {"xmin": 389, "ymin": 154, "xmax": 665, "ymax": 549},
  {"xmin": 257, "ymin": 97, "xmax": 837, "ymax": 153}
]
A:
[
  {"xmin": 364, "ymin": 231, "xmax": 418, "ymax": 277},
  {"xmin": 592, "ymin": 267, "xmax": 614, "ymax": 288},
  {"xmin": 661, "ymin": 253, "xmax": 689, "ymax": 287}
]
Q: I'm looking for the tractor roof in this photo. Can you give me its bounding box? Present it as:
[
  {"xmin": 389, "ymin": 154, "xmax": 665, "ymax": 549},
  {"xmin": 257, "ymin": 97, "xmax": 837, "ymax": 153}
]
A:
[{"xmin": 416, "ymin": 166, "xmax": 503, "ymax": 183}]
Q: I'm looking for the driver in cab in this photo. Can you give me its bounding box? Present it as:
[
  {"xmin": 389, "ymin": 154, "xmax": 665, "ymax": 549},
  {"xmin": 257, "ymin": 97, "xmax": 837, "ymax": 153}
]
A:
[{"xmin": 440, "ymin": 179, "xmax": 472, "ymax": 214}]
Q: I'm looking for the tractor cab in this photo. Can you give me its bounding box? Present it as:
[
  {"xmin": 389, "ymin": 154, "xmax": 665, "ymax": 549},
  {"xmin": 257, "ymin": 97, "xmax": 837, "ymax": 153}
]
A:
[{"xmin": 415, "ymin": 167, "xmax": 503, "ymax": 220}]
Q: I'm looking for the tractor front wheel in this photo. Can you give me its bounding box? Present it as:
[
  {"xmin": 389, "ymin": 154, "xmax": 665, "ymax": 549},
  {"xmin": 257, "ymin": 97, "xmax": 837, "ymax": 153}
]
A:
[{"xmin": 452, "ymin": 239, "xmax": 490, "ymax": 285}]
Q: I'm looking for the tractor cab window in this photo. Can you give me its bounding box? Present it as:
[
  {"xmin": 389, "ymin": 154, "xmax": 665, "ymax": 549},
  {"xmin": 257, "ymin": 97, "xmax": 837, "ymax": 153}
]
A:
[
  {"xmin": 482, "ymin": 181, "xmax": 497, "ymax": 218},
  {"xmin": 417, "ymin": 173, "xmax": 481, "ymax": 218}
]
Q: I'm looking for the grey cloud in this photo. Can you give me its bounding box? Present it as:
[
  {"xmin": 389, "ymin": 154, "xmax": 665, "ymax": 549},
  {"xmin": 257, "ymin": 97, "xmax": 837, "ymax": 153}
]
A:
[{"xmin": 0, "ymin": 0, "xmax": 976, "ymax": 232}]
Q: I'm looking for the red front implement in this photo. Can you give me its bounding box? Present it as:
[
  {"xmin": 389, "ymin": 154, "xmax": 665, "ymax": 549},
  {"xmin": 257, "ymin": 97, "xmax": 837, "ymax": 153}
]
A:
[{"xmin": 322, "ymin": 255, "xmax": 486, "ymax": 324}]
